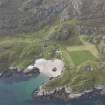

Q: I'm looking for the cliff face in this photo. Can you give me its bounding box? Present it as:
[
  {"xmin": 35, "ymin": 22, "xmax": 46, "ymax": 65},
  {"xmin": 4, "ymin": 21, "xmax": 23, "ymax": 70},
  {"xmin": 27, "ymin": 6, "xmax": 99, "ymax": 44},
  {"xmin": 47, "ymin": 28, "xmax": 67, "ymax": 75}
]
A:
[{"xmin": 0, "ymin": 0, "xmax": 105, "ymax": 35}]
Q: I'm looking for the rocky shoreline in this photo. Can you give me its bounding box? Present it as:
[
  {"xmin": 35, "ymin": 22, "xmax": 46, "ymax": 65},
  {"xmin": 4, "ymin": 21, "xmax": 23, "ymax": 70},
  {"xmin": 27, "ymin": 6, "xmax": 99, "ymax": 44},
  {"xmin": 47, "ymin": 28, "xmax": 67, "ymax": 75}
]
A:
[
  {"xmin": 0, "ymin": 66, "xmax": 40, "ymax": 79},
  {"xmin": 32, "ymin": 85, "xmax": 105, "ymax": 102}
]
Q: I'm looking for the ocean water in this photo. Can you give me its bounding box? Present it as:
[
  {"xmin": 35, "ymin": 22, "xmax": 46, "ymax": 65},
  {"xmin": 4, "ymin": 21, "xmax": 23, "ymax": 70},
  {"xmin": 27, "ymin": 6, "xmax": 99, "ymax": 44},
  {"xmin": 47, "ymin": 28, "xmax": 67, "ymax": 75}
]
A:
[{"xmin": 0, "ymin": 73, "xmax": 105, "ymax": 105}]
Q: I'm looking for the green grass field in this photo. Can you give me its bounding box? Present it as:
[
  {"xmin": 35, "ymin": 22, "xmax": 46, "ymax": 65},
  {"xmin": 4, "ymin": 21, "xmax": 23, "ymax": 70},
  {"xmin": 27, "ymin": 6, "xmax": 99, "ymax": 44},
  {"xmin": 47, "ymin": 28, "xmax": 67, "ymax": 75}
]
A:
[{"xmin": 69, "ymin": 51, "xmax": 97, "ymax": 65}]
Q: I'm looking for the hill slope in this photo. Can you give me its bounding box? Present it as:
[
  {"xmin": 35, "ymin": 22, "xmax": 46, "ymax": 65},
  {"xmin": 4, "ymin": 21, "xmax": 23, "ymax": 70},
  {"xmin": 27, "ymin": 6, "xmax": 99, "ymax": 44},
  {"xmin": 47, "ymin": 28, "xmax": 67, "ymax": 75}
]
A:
[{"xmin": 0, "ymin": 0, "xmax": 105, "ymax": 35}]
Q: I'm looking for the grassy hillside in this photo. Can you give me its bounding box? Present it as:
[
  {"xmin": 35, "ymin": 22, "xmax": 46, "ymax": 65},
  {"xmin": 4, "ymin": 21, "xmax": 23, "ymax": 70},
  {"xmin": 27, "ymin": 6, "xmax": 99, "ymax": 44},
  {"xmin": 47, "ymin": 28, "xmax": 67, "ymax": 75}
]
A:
[
  {"xmin": 43, "ymin": 35, "xmax": 104, "ymax": 92},
  {"xmin": 0, "ymin": 35, "xmax": 41, "ymax": 71},
  {"xmin": 0, "ymin": 19, "xmax": 79, "ymax": 71},
  {"xmin": 0, "ymin": 19, "xmax": 105, "ymax": 93}
]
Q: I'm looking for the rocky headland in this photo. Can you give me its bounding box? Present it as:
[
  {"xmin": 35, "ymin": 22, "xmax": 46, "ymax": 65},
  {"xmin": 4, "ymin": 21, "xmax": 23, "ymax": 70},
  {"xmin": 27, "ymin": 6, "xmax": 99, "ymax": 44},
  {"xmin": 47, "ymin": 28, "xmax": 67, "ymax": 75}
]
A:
[{"xmin": 32, "ymin": 85, "xmax": 105, "ymax": 102}]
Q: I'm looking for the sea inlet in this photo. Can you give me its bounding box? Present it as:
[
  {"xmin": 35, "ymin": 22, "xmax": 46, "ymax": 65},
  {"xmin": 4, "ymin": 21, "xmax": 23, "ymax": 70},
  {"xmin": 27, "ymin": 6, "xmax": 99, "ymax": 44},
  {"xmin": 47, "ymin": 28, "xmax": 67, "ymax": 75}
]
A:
[{"xmin": 0, "ymin": 72, "xmax": 105, "ymax": 105}]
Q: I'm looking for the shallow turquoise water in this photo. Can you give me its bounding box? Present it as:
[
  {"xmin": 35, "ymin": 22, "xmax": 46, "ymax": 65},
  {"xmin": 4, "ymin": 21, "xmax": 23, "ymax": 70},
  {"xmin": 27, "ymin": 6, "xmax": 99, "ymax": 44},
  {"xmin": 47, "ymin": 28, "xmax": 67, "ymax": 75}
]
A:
[
  {"xmin": 0, "ymin": 73, "xmax": 105, "ymax": 105},
  {"xmin": 0, "ymin": 73, "xmax": 48, "ymax": 105}
]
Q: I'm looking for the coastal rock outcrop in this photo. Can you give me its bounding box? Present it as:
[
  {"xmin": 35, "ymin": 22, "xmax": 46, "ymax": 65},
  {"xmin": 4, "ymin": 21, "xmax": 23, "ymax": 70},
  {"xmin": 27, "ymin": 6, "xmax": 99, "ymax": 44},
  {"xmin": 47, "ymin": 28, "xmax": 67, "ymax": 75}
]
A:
[{"xmin": 32, "ymin": 86, "xmax": 105, "ymax": 101}]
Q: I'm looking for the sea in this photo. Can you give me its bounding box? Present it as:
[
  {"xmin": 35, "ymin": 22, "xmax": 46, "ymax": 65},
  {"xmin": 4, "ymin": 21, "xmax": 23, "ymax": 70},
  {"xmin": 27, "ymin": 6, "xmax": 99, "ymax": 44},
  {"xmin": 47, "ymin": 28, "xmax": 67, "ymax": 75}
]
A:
[{"xmin": 0, "ymin": 73, "xmax": 105, "ymax": 105}]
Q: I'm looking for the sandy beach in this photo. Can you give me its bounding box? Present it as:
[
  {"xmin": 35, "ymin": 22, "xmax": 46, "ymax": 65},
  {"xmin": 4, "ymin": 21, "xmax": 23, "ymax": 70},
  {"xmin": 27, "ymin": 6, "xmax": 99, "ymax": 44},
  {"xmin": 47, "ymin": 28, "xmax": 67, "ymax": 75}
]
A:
[
  {"xmin": 34, "ymin": 59, "xmax": 64, "ymax": 77},
  {"xmin": 24, "ymin": 58, "xmax": 64, "ymax": 78}
]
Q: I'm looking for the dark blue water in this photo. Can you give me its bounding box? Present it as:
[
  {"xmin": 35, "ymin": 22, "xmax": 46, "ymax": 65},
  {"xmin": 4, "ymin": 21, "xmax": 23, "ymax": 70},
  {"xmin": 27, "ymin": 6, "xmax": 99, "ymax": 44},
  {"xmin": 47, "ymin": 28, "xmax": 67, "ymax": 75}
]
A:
[{"xmin": 0, "ymin": 73, "xmax": 105, "ymax": 105}]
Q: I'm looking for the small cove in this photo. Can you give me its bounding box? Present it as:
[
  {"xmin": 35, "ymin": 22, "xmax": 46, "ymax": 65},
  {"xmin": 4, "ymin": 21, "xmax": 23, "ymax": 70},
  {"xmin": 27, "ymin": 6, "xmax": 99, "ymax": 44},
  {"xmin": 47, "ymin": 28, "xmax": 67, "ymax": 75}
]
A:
[
  {"xmin": 0, "ymin": 73, "xmax": 48, "ymax": 105},
  {"xmin": 0, "ymin": 72, "xmax": 105, "ymax": 105}
]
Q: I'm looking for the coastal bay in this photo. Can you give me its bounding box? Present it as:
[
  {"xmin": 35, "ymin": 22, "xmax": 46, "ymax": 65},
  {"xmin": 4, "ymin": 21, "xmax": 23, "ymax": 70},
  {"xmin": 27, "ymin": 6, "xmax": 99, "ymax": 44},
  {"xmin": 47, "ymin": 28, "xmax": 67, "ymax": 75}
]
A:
[
  {"xmin": 0, "ymin": 73, "xmax": 48, "ymax": 105},
  {"xmin": 0, "ymin": 73, "xmax": 105, "ymax": 105}
]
